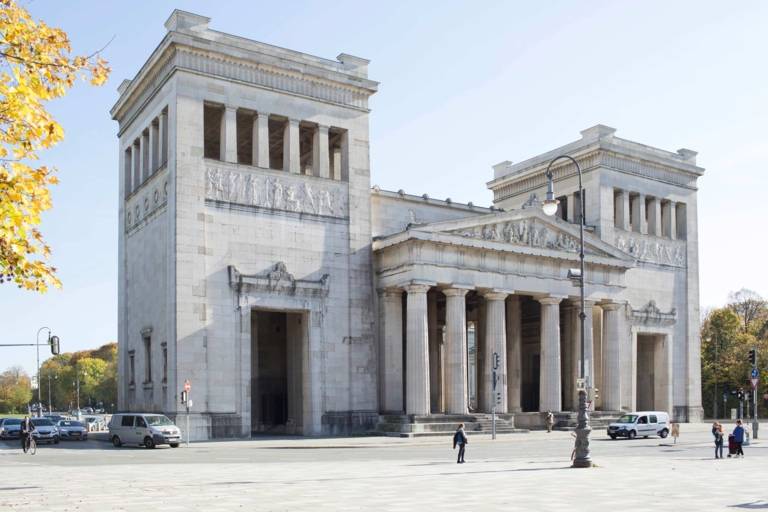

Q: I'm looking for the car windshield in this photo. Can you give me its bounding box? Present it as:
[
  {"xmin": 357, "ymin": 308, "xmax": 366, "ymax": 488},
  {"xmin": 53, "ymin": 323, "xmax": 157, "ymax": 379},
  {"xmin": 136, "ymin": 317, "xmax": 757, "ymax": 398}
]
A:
[
  {"xmin": 59, "ymin": 421, "xmax": 83, "ymax": 427},
  {"xmin": 617, "ymin": 415, "xmax": 638, "ymax": 424},
  {"xmin": 3, "ymin": 419, "xmax": 21, "ymax": 425},
  {"xmin": 31, "ymin": 419, "xmax": 53, "ymax": 426},
  {"xmin": 145, "ymin": 415, "xmax": 174, "ymax": 426}
]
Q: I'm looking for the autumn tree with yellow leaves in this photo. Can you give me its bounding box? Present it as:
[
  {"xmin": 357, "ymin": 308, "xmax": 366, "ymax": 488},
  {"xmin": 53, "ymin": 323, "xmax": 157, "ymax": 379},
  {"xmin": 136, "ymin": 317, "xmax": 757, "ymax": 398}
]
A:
[{"xmin": 0, "ymin": 0, "xmax": 109, "ymax": 292}]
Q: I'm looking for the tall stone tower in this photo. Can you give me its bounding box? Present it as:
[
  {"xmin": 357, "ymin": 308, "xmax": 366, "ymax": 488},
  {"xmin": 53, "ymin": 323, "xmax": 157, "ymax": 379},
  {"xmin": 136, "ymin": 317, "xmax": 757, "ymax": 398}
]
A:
[{"xmin": 112, "ymin": 10, "xmax": 379, "ymax": 438}]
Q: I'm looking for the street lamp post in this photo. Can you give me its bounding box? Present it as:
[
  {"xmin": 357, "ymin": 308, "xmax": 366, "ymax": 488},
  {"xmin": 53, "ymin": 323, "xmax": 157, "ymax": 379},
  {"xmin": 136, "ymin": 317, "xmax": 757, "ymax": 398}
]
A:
[
  {"xmin": 46, "ymin": 372, "xmax": 58, "ymax": 414},
  {"xmin": 542, "ymin": 154, "xmax": 592, "ymax": 468},
  {"xmin": 35, "ymin": 327, "xmax": 51, "ymax": 416}
]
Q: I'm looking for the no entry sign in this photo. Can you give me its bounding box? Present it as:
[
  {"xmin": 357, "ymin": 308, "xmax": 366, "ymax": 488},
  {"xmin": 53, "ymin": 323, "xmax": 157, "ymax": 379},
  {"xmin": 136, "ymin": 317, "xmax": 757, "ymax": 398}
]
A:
[{"xmin": 184, "ymin": 379, "xmax": 191, "ymax": 392}]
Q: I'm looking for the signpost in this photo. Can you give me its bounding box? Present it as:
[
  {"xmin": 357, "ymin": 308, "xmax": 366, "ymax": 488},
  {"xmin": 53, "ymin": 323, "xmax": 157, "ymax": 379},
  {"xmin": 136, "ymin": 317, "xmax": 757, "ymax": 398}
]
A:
[
  {"xmin": 491, "ymin": 353, "xmax": 500, "ymax": 440},
  {"xmin": 182, "ymin": 380, "xmax": 191, "ymax": 447},
  {"xmin": 750, "ymin": 367, "xmax": 759, "ymax": 439}
]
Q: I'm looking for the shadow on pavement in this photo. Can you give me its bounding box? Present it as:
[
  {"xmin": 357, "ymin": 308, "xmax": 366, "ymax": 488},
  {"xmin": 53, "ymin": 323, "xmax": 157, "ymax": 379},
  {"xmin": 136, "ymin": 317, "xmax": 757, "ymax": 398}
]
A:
[{"xmin": 730, "ymin": 501, "xmax": 768, "ymax": 509}]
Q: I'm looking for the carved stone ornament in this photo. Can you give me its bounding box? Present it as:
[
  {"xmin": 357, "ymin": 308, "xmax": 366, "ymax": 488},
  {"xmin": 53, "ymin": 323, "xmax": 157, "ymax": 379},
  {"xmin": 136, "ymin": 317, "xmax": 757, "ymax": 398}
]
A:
[
  {"xmin": 205, "ymin": 167, "xmax": 347, "ymax": 218},
  {"xmin": 631, "ymin": 300, "xmax": 677, "ymax": 326},
  {"xmin": 615, "ymin": 235, "xmax": 685, "ymax": 267},
  {"xmin": 449, "ymin": 218, "xmax": 583, "ymax": 254},
  {"xmin": 228, "ymin": 263, "xmax": 330, "ymax": 307},
  {"xmin": 522, "ymin": 193, "xmax": 541, "ymax": 210}
]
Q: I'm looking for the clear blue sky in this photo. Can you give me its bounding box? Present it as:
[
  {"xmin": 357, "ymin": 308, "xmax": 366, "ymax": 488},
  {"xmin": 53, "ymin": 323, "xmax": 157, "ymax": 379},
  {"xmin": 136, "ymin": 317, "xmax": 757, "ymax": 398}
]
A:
[{"xmin": 2, "ymin": 0, "xmax": 766, "ymax": 375}]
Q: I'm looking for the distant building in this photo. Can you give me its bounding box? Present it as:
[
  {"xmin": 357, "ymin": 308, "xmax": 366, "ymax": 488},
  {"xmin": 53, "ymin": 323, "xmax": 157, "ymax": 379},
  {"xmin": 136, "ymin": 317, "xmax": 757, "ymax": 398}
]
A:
[{"xmin": 113, "ymin": 10, "xmax": 703, "ymax": 440}]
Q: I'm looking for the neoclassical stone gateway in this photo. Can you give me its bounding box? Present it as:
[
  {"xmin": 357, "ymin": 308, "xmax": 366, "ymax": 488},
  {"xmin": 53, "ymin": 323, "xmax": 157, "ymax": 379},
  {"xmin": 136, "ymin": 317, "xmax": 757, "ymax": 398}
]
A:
[{"xmin": 114, "ymin": 11, "xmax": 704, "ymax": 439}]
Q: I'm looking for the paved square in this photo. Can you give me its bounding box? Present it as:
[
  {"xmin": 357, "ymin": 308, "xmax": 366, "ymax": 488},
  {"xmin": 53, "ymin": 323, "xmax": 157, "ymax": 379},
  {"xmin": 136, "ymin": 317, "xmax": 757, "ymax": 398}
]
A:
[{"xmin": 1, "ymin": 423, "xmax": 764, "ymax": 511}]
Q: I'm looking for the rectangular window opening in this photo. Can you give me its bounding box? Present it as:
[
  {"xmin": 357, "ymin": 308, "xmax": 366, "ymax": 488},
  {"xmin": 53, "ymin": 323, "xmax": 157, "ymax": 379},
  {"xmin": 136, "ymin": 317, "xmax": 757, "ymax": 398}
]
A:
[
  {"xmin": 613, "ymin": 189, "xmax": 622, "ymax": 228},
  {"xmin": 143, "ymin": 335, "xmax": 152, "ymax": 383},
  {"xmin": 328, "ymin": 128, "xmax": 347, "ymax": 181},
  {"xmin": 574, "ymin": 190, "xmax": 586, "ymax": 224},
  {"xmin": 203, "ymin": 103, "xmax": 224, "ymax": 160},
  {"xmin": 299, "ymin": 122, "xmax": 315, "ymax": 175},
  {"xmin": 236, "ymin": 109, "xmax": 254, "ymax": 165},
  {"xmin": 268, "ymin": 117, "xmax": 287, "ymax": 170},
  {"xmin": 124, "ymin": 148, "xmax": 132, "ymax": 198},
  {"xmin": 675, "ymin": 203, "xmax": 687, "ymax": 240},
  {"xmin": 556, "ymin": 195, "xmax": 568, "ymax": 221},
  {"xmin": 161, "ymin": 342, "xmax": 168, "ymax": 384},
  {"xmin": 128, "ymin": 351, "xmax": 135, "ymax": 386}
]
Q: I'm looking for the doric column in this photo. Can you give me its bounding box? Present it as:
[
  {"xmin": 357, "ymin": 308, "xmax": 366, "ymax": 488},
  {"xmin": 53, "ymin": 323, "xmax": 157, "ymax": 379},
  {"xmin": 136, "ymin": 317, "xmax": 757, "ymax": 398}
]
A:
[
  {"xmin": 314, "ymin": 125, "xmax": 330, "ymax": 178},
  {"xmin": 380, "ymin": 288, "xmax": 404, "ymax": 413},
  {"xmin": 405, "ymin": 283, "xmax": 430, "ymax": 415},
  {"xmin": 618, "ymin": 190, "xmax": 630, "ymax": 230},
  {"xmin": 221, "ymin": 106, "xmax": 237, "ymax": 163},
  {"xmin": 506, "ymin": 296, "xmax": 522, "ymax": 413},
  {"xmin": 139, "ymin": 131, "xmax": 148, "ymax": 182},
  {"xmin": 148, "ymin": 119, "xmax": 157, "ymax": 175},
  {"xmin": 482, "ymin": 291, "xmax": 508, "ymax": 413},
  {"xmin": 648, "ymin": 197, "xmax": 661, "ymax": 236},
  {"xmin": 254, "ymin": 113, "xmax": 270, "ymax": 168},
  {"xmin": 601, "ymin": 302, "xmax": 623, "ymax": 411},
  {"xmin": 332, "ymin": 147, "xmax": 342, "ymax": 180},
  {"xmin": 638, "ymin": 193, "xmax": 647, "ymax": 234},
  {"xmin": 538, "ymin": 296, "xmax": 563, "ymax": 412},
  {"xmin": 284, "ymin": 118, "xmax": 300, "ymax": 174},
  {"xmin": 443, "ymin": 287, "xmax": 469, "ymax": 414},
  {"xmin": 130, "ymin": 142, "xmax": 140, "ymax": 193},
  {"xmin": 669, "ymin": 201, "xmax": 677, "ymax": 240},
  {"xmin": 158, "ymin": 110, "xmax": 167, "ymax": 167}
]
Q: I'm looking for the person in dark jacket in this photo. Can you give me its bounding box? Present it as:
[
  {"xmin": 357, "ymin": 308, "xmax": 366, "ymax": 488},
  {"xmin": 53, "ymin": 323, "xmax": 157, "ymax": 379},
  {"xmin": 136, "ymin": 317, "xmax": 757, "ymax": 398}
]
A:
[
  {"xmin": 453, "ymin": 423, "xmax": 468, "ymax": 464},
  {"xmin": 20, "ymin": 416, "xmax": 35, "ymax": 452},
  {"xmin": 712, "ymin": 422, "xmax": 724, "ymax": 459},
  {"xmin": 733, "ymin": 420, "xmax": 745, "ymax": 457}
]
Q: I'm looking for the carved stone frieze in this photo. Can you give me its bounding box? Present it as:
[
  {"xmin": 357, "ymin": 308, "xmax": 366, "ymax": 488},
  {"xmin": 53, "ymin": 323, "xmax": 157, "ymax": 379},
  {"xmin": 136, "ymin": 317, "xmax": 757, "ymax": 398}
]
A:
[
  {"xmin": 125, "ymin": 177, "xmax": 168, "ymax": 234},
  {"xmin": 631, "ymin": 300, "xmax": 677, "ymax": 326},
  {"xmin": 205, "ymin": 166, "xmax": 347, "ymax": 218},
  {"xmin": 615, "ymin": 234, "xmax": 685, "ymax": 267},
  {"xmin": 229, "ymin": 263, "xmax": 330, "ymax": 306},
  {"xmin": 448, "ymin": 218, "xmax": 586, "ymax": 254}
]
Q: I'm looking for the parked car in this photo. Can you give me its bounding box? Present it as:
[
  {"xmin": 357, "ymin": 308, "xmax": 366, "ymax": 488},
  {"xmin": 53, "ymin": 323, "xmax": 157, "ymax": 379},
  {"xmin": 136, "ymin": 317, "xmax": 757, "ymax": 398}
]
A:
[
  {"xmin": 44, "ymin": 414, "xmax": 66, "ymax": 424},
  {"xmin": 31, "ymin": 418, "xmax": 60, "ymax": 444},
  {"xmin": 57, "ymin": 420, "xmax": 88, "ymax": 441},
  {"xmin": 0, "ymin": 418, "xmax": 22, "ymax": 439},
  {"xmin": 109, "ymin": 413, "xmax": 182, "ymax": 449},
  {"xmin": 607, "ymin": 411, "xmax": 670, "ymax": 440},
  {"xmin": 83, "ymin": 416, "xmax": 106, "ymax": 432}
]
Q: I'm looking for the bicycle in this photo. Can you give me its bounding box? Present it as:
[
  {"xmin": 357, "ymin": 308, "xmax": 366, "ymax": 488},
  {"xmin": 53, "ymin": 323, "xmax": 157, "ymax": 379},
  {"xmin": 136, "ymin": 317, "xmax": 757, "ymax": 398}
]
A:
[{"xmin": 23, "ymin": 434, "xmax": 37, "ymax": 455}]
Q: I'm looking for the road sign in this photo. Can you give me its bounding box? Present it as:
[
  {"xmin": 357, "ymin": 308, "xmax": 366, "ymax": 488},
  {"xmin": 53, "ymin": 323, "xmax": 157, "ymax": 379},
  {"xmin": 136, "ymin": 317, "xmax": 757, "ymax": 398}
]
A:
[
  {"xmin": 184, "ymin": 379, "xmax": 191, "ymax": 392},
  {"xmin": 751, "ymin": 368, "xmax": 759, "ymax": 379},
  {"xmin": 751, "ymin": 378, "xmax": 759, "ymax": 389}
]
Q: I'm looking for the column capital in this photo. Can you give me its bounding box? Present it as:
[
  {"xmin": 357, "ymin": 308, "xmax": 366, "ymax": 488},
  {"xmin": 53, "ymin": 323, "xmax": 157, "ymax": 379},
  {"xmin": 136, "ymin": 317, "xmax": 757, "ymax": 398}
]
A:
[
  {"xmin": 379, "ymin": 287, "xmax": 403, "ymax": 299},
  {"xmin": 257, "ymin": 111, "xmax": 271, "ymax": 118},
  {"xmin": 442, "ymin": 287, "xmax": 469, "ymax": 298},
  {"xmin": 317, "ymin": 124, "xmax": 330, "ymax": 133},
  {"xmin": 225, "ymin": 105, "xmax": 237, "ymax": 112},
  {"xmin": 600, "ymin": 301, "xmax": 622, "ymax": 311},
  {"xmin": 404, "ymin": 282, "xmax": 432, "ymax": 294},
  {"xmin": 288, "ymin": 117, "xmax": 300, "ymax": 126},
  {"xmin": 482, "ymin": 290, "xmax": 510, "ymax": 301},
  {"xmin": 537, "ymin": 296, "xmax": 565, "ymax": 305}
]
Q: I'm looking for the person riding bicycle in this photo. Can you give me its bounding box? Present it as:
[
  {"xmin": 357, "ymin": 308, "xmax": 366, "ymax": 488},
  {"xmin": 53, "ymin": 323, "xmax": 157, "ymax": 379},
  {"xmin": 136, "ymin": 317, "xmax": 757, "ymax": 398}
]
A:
[{"xmin": 20, "ymin": 416, "xmax": 35, "ymax": 452}]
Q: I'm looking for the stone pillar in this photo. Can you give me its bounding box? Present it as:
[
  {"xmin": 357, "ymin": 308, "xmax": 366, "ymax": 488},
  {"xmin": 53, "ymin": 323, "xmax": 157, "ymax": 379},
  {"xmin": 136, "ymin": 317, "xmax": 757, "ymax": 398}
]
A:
[
  {"xmin": 284, "ymin": 118, "xmax": 300, "ymax": 174},
  {"xmin": 638, "ymin": 193, "xmax": 647, "ymax": 234},
  {"xmin": 648, "ymin": 197, "xmax": 661, "ymax": 236},
  {"xmin": 380, "ymin": 289, "xmax": 404, "ymax": 413},
  {"xmin": 313, "ymin": 125, "xmax": 330, "ymax": 178},
  {"xmin": 506, "ymin": 296, "xmax": 522, "ymax": 413},
  {"xmin": 669, "ymin": 201, "xmax": 677, "ymax": 240},
  {"xmin": 148, "ymin": 119, "xmax": 157, "ymax": 175},
  {"xmin": 483, "ymin": 291, "xmax": 508, "ymax": 413},
  {"xmin": 538, "ymin": 297, "xmax": 562, "ymax": 412},
  {"xmin": 158, "ymin": 111, "xmax": 167, "ymax": 168},
  {"xmin": 616, "ymin": 190, "xmax": 630, "ymax": 230},
  {"xmin": 601, "ymin": 302, "xmax": 622, "ymax": 411},
  {"xmin": 332, "ymin": 148, "xmax": 342, "ymax": 180},
  {"xmin": 405, "ymin": 284, "xmax": 430, "ymax": 415},
  {"xmin": 443, "ymin": 288, "xmax": 469, "ymax": 414},
  {"xmin": 428, "ymin": 293, "xmax": 441, "ymax": 413},
  {"xmin": 221, "ymin": 106, "xmax": 237, "ymax": 163},
  {"xmin": 254, "ymin": 113, "xmax": 270, "ymax": 168},
  {"xmin": 139, "ymin": 131, "xmax": 148, "ymax": 182},
  {"xmin": 339, "ymin": 130, "xmax": 349, "ymax": 181},
  {"xmin": 131, "ymin": 142, "xmax": 140, "ymax": 193}
]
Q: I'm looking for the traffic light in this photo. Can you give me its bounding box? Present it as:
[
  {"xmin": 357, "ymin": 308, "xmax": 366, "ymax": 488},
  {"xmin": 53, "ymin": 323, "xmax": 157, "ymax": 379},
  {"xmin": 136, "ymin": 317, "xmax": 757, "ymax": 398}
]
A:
[
  {"xmin": 737, "ymin": 390, "xmax": 745, "ymax": 401},
  {"xmin": 49, "ymin": 335, "xmax": 60, "ymax": 355},
  {"xmin": 180, "ymin": 390, "xmax": 188, "ymax": 405},
  {"xmin": 749, "ymin": 348, "xmax": 757, "ymax": 366}
]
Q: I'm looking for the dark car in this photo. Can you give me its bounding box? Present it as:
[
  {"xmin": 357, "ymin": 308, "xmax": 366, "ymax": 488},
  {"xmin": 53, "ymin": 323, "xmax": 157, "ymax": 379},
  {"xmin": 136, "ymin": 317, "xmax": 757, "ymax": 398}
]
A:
[{"xmin": 0, "ymin": 418, "xmax": 22, "ymax": 439}]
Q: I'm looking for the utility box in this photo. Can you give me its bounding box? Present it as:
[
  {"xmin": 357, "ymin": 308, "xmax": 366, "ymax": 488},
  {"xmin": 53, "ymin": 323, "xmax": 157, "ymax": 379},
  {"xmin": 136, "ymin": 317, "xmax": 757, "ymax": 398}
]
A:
[{"xmin": 731, "ymin": 408, "xmax": 738, "ymax": 419}]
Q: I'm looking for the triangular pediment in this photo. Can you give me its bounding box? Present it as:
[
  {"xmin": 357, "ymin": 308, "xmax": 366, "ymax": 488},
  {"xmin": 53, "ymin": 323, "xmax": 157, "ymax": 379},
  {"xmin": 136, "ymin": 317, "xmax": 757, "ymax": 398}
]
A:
[{"xmin": 414, "ymin": 208, "xmax": 632, "ymax": 261}]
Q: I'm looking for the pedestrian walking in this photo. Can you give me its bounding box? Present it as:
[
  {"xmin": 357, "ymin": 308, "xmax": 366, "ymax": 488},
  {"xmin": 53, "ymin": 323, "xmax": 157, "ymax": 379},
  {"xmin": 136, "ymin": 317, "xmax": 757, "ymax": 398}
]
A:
[
  {"xmin": 546, "ymin": 411, "xmax": 554, "ymax": 433},
  {"xmin": 733, "ymin": 420, "xmax": 745, "ymax": 457},
  {"xmin": 712, "ymin": 422, "xmax": 724, "ymax": 459},
  {"xmin": 453, "ymin": 423, "xmax": 468, "ymax": 464},
  {"xmin": 670, "ymin": 422, "xmax": 680, "ymax": 444}
]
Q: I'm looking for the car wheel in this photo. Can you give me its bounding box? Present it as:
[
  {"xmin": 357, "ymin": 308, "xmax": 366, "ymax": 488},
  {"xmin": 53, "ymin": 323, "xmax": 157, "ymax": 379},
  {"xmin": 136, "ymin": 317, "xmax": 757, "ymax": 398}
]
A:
[
  {"xmin": 659, "ymin": 429, "xmax": 669, "ymax": 439},
  {"xmin": 112, "ymin": 435, "xmax": 122, "ymax": 447},
  {"xmin": 609, "ymin": 434, "xmax": 617, "ymax": 440},
  {"xmin": 144, "ymin": 437, "xmax": 156, "ymax": 449},
  {"xmin": 170, "ymin": 443, "xmax": 180, "ymax": 448},
  {"xmin": 628, "ymin": 430, "xmax": 637, "ymax": 440}
]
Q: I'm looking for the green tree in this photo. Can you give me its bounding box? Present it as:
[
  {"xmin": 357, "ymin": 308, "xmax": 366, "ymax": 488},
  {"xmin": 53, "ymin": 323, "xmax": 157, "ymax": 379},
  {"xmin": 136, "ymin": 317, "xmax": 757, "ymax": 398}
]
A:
[{"xmin": 0, "ymin": 366, "xmax": 32, "ymax": 413}]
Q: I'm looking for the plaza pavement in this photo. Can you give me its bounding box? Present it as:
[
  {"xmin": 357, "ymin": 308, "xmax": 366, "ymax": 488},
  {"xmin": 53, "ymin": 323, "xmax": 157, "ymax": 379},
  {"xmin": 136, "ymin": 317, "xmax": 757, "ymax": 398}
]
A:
[{"xmin": 1, "ymin": 422, "xmax": 765, "ymax": 511}]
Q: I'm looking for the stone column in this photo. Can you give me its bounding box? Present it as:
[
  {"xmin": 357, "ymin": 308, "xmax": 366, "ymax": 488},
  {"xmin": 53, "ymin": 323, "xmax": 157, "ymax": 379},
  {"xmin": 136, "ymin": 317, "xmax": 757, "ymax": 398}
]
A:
[
  {"xmin": 617, "ymin": 190, "xmax": 630, "ymax": 230},
  {"xmin": 158, "ymin": 111, "xmax": 167, "ymax": 168},
  {"xmin": 601, "ymin": 302, "xmax": 622, "ymax": 411},
  {"xmin": 638, "ymin": 193, "xmax": 647, "ymax": 234},
  {"xmin": 284, "ymin": 118, "xmax": 300, "ymax": 174},
  {"xmin": 313, "ymin": 125, "xmax": 330, "ymax": 178},
  {"xmin": 339, "ymin": 130, "xmax": 349, "ymax": 181},
  {"xmin": 148, "ymin": 119, "xmax": 157, "ymax": 175},
  {"xmin": 428, "ymin": 293, "xmax": 441, "ymax": 413},
  {"xmin": 380, "ymin": 289, "xmax": 404, "ymax": 413},
  {"xmin": 139, "ymin": 131, "xmax": 148, "ymax": 182},
  {"xmin": 443, "ymin": 287, "xmax": 468, "ymax": 414},
  {"xmin": 405, "ymin": 284, "xmax": 430, "ymax": 415},
  {"xmin": 221, "ymin": 106, "xmax": 237, "ymax": 163},
  {"xmin": 131, "ymin": 142, "xmax": 140, "ymax": 193},
  {"xmin": 254, "ymin": 113, "xmax": 270, "ymax": 168},
  {"xmin": 332, "ymin": 148, "xmax": 342, "ymax": 180},
  {"xmin": 483, "ymin": 291, "xmax": 508, "ymax": 413},
  {"xmin": 669, "ymin": 201, "xmax": 677, "ymax": 240},
  {"xmin": 648, "ymin": 197, "xmax": 661, "ymax": 236},
  {"xmin": 538, "ymin": 297, "xmax": 562, "ymax": 412},
  {"xmin": 506, "ymin": 296, "xmax": 522, "ymax": 413}
]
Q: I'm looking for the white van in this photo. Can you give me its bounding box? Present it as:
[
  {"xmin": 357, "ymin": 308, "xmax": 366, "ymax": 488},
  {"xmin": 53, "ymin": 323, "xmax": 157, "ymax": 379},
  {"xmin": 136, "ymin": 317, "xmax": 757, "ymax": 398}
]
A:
[
  {"xmin": 607, "ymin": 411, "xmax": 670, "ymax": 440},
  {"xmin": 109, "ymin": 413, "xmax": 182, "ymax": 449}
]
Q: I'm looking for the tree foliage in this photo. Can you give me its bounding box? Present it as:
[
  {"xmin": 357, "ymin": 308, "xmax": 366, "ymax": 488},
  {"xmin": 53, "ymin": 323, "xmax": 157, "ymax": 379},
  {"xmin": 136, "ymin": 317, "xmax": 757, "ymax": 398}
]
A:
[
  {"xmin": 0, "ymin": 366, "xmax": 32, "ymax": 413},
  {"xmin": 701, "ymin": 291, "xmax": 768, "ymax": 418},
  {"xmin": 0, "ymin": 0, "xmax": 110, "ymax": 292}
]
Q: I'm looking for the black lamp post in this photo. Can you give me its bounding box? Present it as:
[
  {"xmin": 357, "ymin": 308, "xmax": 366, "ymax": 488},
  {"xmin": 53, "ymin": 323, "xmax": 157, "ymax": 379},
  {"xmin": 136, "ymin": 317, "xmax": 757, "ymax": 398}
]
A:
[{"xmin": 542, "ymin": 154, "xmax": 592, "ymax": 468}]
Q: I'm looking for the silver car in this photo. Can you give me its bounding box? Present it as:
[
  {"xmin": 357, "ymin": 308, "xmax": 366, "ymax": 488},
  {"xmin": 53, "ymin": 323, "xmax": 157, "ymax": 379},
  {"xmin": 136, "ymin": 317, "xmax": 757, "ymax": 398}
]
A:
[
  {"xmin": 57, "ymin": 420, "xmax": 88, "ymax": 441},
  {"xmin": 31, "ymin": 418, "xmax": 59, "ymax": 444},
  {"xmin": 0, "ymin": 418, "xmax": 22, "ymax": 439}
]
